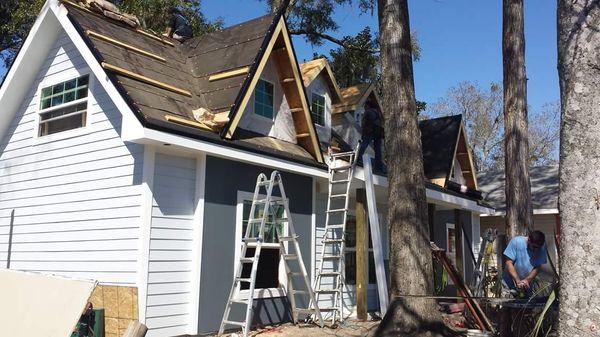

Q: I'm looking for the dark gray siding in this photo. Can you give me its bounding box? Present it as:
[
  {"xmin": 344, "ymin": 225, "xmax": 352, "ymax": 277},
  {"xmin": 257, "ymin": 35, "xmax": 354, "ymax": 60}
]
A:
[{"xmin": 197, "ymin": 156, "xmax": 313, "ymax": 334}]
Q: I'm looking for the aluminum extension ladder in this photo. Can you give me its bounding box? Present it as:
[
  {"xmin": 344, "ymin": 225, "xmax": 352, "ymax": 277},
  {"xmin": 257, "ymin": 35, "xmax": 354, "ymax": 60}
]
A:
[
  {"xmin": 312, "ymin": 148, "xmax": 358, "ymax": 324},
  {"xmin": 219, "ymin": 171, "xmax": 323, "ymax": 337}
]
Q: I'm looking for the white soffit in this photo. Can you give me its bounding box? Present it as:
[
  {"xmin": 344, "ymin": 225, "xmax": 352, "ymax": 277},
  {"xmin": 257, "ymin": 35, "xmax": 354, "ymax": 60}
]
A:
[{"xmin": 0, "ymin": 269, "xmax": 96, "ymax": 337}]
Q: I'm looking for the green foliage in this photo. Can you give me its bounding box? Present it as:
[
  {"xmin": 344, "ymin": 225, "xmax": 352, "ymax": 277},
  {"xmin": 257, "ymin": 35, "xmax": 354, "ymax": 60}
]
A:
[
  {"xmin": 117, "ymin": 0, "xmax": 221, "ymax": 36},
  {"xmin": 0, "ymin": 0, "xmax": 45, "ymax": 68},
  {"xmin": 0, "ymin": 0, "xmax": 221, "ymax": 69},
  {"xmin": 328, "ymin": 27, "xmax": 379, "ymax": 88}
]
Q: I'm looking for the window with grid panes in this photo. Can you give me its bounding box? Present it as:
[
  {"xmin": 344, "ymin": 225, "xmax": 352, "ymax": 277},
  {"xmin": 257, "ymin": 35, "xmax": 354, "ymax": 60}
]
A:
[
  {"xmin": 240, "ymin": 200, "xmax": 285, "ymax": 289},
  {"xmin": 311, "ymin": 94, "xmax": 326, "ymax": 126},
  {"xmin": 38, "ymin": 75, "xmax": 89, "ymax": 136},
  {"xmin": 254, "ymin": 79, "xmax": 274, "ymax": 119}
]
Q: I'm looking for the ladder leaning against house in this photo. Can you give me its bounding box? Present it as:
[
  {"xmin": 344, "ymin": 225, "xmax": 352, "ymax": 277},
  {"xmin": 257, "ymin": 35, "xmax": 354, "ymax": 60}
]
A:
[
  {"xmin": 312, "ymin": 147, "xmax": 358, "ymax": 324},
  {"xmin": 219, "ymin": 171, "xmax": 323, "ymax": 337}
]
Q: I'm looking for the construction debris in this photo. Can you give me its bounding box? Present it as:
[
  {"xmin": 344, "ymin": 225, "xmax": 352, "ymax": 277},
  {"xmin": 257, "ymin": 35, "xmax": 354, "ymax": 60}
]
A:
[
  {"xmin": 74, "ymin": 0, "xmax": 141, "ymax": 28},
  {"xmin": 193, "ymin": 107, "xmax": 230, "ymax": 130},
  {"xmin": 0, "ymin": 270, "xmax": 96, "ymax": 337}
]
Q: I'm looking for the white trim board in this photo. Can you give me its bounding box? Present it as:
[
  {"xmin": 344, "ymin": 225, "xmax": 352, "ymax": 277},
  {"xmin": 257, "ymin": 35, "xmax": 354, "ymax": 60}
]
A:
[
  {"xmin": 480, "ymin": 208, "xmax": 559, "ymax": 217},
  {"xmin": 189, "ymin": 153, "xmax": 207, "ymax": 335}
]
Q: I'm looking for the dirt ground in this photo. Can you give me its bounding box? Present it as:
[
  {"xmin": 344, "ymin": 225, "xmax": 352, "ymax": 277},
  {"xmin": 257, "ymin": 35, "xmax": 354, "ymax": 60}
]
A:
[{"xmin": 217, "ymin": 320, "xmax": 380, "ymax": 337}]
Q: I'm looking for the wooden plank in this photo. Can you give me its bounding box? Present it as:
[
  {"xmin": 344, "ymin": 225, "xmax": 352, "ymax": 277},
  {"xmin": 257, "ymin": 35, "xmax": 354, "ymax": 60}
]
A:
[
  {"xmin": 86, "ymin": 30, "xmax": 166, "ymax": 62},
  {"xmin": 454, "ymin": 209, "xmax": 463, "ymax": 299},
  {"xmin": 102, "ymin": 63, "xmax": 192, "ymax": 97},
  {"xmin": 164, "ymin": 115, "xmax": 214, "ymax": 131},
  {"xmin": 355, "ymin": 189, "xmax": 368, "ymax": 320},
  {"xmin": 208, "ymin": 66, "xmax": 249, "ymax": 82},
  {"xmin": 123, "ymin": 320, "xmax": 148, "ymax": 337},
  {"xmin": 363, "ymin": 154, "xmax": 389, "ymax": 315}
]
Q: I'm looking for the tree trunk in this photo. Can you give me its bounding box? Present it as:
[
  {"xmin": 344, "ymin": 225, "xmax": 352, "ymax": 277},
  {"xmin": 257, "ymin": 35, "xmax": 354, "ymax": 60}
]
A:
[
  {"xmin": 557, "ymin": 1, "xmax": 600, "ymax": 336},
  {"xmin": 375, "ymin": 1, "xmax": 447, "ymax": 336},
  {"xmin": 502, "ymin": 0, "xmax": 534, "ymax": 238}
]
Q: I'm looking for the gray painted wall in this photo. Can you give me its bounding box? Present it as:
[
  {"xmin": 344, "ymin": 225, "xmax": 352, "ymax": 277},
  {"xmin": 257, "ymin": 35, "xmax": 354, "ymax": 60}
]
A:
[
  {"xmin": 197, "ymin": 156, "xmax": 313, "ymax": 334},
  {"xmin": 433, "ymin": 209, "xmax": 474, "ymax": 295}
]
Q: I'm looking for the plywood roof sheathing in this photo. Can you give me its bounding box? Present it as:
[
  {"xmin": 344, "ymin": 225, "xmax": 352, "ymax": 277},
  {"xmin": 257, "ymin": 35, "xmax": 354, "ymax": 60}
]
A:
[
  {"xmin": 86, "ymin": 30, "xmax": 166, "ymax": 62},
  {"xmin": 208, "ymin": 66, "xmax": 250, "ymax": 82},
  {"xmin": 102, "ymin": 62, "xmax": 192, "ymax": 97}
]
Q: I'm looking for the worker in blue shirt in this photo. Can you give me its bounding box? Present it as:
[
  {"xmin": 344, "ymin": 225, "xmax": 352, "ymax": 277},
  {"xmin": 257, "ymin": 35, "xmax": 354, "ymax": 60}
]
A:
[
  {"xmin": 502, "ymin": 230, "xmax": 547, "ymax": 296},
  {"xmin": 164, "ymin": 7, "xmax": 192, "ymax": 41}
]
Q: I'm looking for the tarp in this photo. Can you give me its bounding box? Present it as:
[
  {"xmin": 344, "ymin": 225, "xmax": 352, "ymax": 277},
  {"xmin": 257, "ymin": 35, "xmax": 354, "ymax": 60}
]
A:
[{"xmin": 0, "ymin": 269, "xmax": 96, "ymax": 337}]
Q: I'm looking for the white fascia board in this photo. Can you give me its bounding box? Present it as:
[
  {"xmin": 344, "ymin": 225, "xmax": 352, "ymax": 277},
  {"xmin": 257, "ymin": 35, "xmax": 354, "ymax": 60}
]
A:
[
  {"xmin": 481, "ymin": 208, "xmax": 559, "ymax": 217},
  {"xmin": 52, "ymin": 3, "xmax": 144, "ymax": 132},
  {"xmin": 127, "ymin": 127, "xmax": 330, "ymax": 178},
  {"xmin": 354, "ymin": 165, "xmax": 494, "ymax": 214},
  {"xmin": 0, "ymin": 1, "xmax": 60, "ymax": 139}
]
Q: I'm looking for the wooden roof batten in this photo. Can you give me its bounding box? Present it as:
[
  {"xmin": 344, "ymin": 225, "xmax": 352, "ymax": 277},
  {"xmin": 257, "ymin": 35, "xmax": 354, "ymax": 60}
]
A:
[
  {"xmin": 221, "ymin": 16, "xmax": 324, "ymax": 163},
  {"xmin": 101, "ymin": 62, "xmax": 192, "ymax": 97}
]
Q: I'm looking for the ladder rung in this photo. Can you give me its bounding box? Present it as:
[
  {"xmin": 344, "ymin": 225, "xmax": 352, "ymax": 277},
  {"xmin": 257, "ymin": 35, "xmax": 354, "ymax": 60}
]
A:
[
  {"xmin": 278, "ymin": 235, "xmax": 298, "ymax": 241},
  {"xmin": 242, "ymin": 237, "xmax": 260, "ymax": 243},
  {"xmin": 247, "ymin": 218, "xmax": 263, "ymax": 223},
  {"xmin": 327, "ymin": 224, "xmax": 345, "ymax": 229},
  {"xmin": 230, "ymin": 298, "xmax": 249, "ymax": 304},
  {"xmin": 319, "ymin": 272, "xmax": 341, "ymax": 277},
  {"xmin": 274, "ymin": 218, "xmax": 289, "ymax": 223},
  {"xmin": 319, "ymin": 307, "xmax": 339, "ymax": 312},
  {"xmin": 316, "ymin": 289, "xmax": 341, "ymax": 294},
  {"xmin": 223, "ymin": 320, "xmax": 245, "ymax": 327},
  {"xmin": 292, "ymin": 290, "xmax": 308, "ymax": 294},
  {"xmin": 287, "ymin": 271, "xmax": 302, "ymax": 276},
  {"xmin": 331, "ymin": 152, "xmax": 355, "ymax": 158},
  {"xmin": 330, "ymin": 179, "xmax": 350, "ymax": 184},
  {"xmin": 295, "ymin": 308, "xmax": 315, "ymax": 314},
  {"xmin": 240, "ymin": 257, "xmax": 255, "ymax": 263},
  {"xmin": 322, "ymin": 255, "xmax": 342, "ymax": 260},
  {"xmin": 327, "ymin": 208, "xmax": 348, "ymax": 213},
  {"xmin": 256, "ymin": 197, "xmax": 283, "ymax": 204},
  {"xmin": 236, "ymin": 277, "xmax": 252, "ymax": 283},
  {"xmin": 331, "ymin": 164, "xmax": 352, "ymax": 171},
  {"xmin": 258, "ymin": 181, "xmax": 274, "ymax": 187},
  {"xmin": 282, "ymin": 254, "xmax": 298, "ymax": 260},
  {"xmin": 330, "ymin": 194, "xmax": 347, "ymax": 199},
  {"xmin": 323, "ymin": 238, "xmax": 344, "ymax": 244}
]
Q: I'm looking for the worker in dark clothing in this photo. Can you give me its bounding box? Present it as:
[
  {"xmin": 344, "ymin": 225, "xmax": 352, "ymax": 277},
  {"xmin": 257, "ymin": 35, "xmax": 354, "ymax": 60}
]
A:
[
  {"xmin": 357, "ymin": 100, "xmax": 385, "ymax": 173},
  {"xmin": 164, "ymin": 7, "xmax": 192, "ymax": 41}
]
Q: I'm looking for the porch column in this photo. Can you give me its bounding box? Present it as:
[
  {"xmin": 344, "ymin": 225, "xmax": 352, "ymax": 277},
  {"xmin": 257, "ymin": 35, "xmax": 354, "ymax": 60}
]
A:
[
  {"xmin": 454, "ymin": 209, "xmax": 464, "ymax": 296},
  {"xmin": 356, "ymin": 188, "xmax": 369, "ymax": 320}
]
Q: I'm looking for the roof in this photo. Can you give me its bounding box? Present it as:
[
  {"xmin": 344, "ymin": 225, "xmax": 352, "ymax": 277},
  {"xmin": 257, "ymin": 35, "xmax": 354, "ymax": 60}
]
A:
[
  {"xmin": 332, "ymin": 83, "xmax": 374, "ymax": 114},
  {"xmin": 419, "ymin": 115, "xmax": 463, "ymax": 181},
  {"xmin": 477, "ymin": 165, "xmax": 559, "ymax": 211},
  {"xmin": 299, "ymin": 58, "xmax": 342, "ymax": 103},
  {"xmin": 62, "ymin": 1, "xmax": 323, "ymax": 164}
]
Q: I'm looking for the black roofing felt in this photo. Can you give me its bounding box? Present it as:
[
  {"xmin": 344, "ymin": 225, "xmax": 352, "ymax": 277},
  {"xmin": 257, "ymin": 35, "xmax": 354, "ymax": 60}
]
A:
[
  {"xmin": 419, "ymin": 115, "xmax": 462, "ymax": 181},
  {"xmin": 63, "ymin": 4, "xmax": 326, "ymax": 166}
]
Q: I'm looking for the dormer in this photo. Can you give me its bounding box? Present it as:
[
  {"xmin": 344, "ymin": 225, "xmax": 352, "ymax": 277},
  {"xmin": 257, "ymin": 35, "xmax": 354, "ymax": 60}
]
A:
[
  {"xmin": 299, "ymin": 58, "xmax": 343, "ymax": 149},
  {"xmin": 419, "ymin": 115, "xmax": 478, "ymax": 190}
]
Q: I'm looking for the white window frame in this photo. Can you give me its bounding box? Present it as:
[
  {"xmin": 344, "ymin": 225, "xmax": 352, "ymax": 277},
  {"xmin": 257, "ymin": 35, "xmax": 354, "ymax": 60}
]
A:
[
  {"xmin": 310, "ymin": 92, "xmax": 326, "ymax": 126},
  {"xmin": 34, "ymin": 70, "xmax": 94, "ymax": 144},
  {"xmin": 234, "ymin": 190, "xmax": 289, "ymax": 299},
  {"xmin": 252, "ymin": 78, "xmax": 275, "ymax": 121}
]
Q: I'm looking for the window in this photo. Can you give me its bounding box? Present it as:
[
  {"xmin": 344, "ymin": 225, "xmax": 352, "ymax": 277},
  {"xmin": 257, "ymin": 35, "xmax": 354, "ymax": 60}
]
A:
[
  {"xmin": 254, "ymin": 79, "xmax": 274, "ymax": 119},
  {"xmin": 239, "ymin": 198, "xmax": 286, "ymax": 291},
  {"xmin": 446, "ymin": 223, "xmax": 456, "ymax": 264},
  {"xmin": 344, "ymin": 216, "xmax": 376, "ymax": 285},
  {"xmin": 38, "ymin": 75, "xmax": 89, "ymax": 136},
  {"xmin": 311, "ymin": 94, "xmax": 326, "ymax": 126}
]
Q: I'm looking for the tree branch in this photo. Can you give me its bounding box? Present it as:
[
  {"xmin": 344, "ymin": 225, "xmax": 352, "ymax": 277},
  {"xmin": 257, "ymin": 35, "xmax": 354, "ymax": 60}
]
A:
[{"xmin": 289, "ymin": 28, "xmax": 380, "ymax": 54}]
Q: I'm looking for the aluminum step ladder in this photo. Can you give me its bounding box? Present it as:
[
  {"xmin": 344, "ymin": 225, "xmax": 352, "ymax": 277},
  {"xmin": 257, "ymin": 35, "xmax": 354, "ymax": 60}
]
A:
[
  {"xmin": 312, "ymin": 148, "xmax": 358, "ymax": 324},
  {"xmin": 219, "ymin": 171, "xmax": 323, "ymax": 337}
]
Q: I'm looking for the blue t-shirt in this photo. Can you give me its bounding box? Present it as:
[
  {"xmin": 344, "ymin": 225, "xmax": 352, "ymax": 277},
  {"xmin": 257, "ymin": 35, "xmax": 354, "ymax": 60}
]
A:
[{"xmin": 502, "ymin": 236, "xmax": 547, "ymax": 288}]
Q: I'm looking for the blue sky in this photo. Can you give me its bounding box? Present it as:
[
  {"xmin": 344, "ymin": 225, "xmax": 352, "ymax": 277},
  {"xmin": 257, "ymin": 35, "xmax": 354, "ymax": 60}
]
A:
[{"xmin": 0, "ymin": 0, "xmax": 558, "ymax": 112}]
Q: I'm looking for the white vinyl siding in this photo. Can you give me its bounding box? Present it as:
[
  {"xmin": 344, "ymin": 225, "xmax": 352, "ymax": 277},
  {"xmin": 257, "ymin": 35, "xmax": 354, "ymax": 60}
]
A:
[
  {"xmin": 146, "ymin": 153, "xmax": 197, "ymax": 337},
  {"xmin": 0, "ymin": 32, "xmax": 143, "ymax": 285}
]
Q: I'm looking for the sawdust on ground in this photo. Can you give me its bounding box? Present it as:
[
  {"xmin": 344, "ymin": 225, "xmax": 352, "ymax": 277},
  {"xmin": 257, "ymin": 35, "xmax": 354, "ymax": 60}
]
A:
[{"xmin": 218, "ymin": 320, "xmax": 380, "ymax": 337}]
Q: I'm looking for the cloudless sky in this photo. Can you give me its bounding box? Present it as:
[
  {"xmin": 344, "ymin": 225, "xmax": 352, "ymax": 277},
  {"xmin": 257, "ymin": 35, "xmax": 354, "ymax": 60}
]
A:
[{"xmin": 0, "ymin": 0, "xmax": 558, "ymax": 112}]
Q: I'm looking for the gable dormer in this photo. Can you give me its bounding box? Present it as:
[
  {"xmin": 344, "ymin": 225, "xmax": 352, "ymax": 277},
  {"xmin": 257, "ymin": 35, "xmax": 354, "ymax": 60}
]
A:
[
  {"xmin": 420, "ymin": 115, "xmax": 478, "ymax": 190},
  {"xmin": 299, "ymin": 58, "xmax": 342, "ymax": 149}
]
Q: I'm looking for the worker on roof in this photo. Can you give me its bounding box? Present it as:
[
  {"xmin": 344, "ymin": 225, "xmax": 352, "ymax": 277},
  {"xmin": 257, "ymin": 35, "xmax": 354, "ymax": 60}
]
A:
[
  {"xmin": 164, "ymin": 6, "xmax": 192, "ymax": 41},
  {"xmin": 357, "ymin": 99, "xmax": 385, "ymax": 173},
  {"xmin": 502, "ymin": 230, "xmax": 548, "ymax": 297}
]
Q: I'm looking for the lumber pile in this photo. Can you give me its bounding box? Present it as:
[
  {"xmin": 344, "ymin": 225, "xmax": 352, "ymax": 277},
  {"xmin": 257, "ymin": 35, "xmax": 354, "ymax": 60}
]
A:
[{"xmin": 74, "ymin": 0, "xmax": 141, "ymax": 27}]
